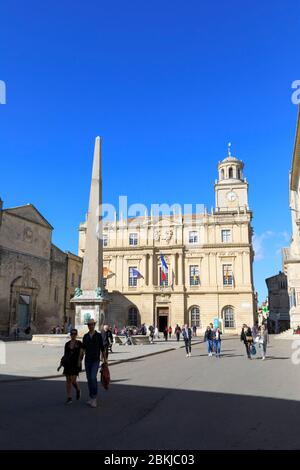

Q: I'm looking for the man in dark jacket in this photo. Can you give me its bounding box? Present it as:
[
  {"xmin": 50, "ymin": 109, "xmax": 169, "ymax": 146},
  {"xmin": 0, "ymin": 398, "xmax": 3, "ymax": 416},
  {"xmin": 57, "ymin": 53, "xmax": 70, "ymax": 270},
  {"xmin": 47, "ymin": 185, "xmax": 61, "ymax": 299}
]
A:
[
  {"xmin": 204, "ymin": 326, "xmax": 214, "ymax": 356},
  {"xmin": 182, "ymin": 324, "xmax": 192, "ymax": 357},
  {"xmin": 101, "ymin": 324, "xmax": 113, "ymax": 357},
  {"xmin": 175, "ymin": 324, "xmax": 181, "ymax": 342},
  {"xmin": 82, "ymin": 319, "xmax": 105, "ymax": 408}
]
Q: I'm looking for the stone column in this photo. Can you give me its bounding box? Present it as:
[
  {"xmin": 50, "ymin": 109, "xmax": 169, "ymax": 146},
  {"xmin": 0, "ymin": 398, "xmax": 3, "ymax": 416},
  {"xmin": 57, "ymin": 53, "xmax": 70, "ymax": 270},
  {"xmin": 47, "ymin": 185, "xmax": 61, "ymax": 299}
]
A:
[
  {"xmin": 149, "ymin": 253, "xmax": 154, "ymax": 287},
  {"xmin": 170, "ymin": 253, "xmax": 176, "ymax": 288},
  {"xmin": 141, "ymin": 254, "xmax": 147, "ymax": 288},
  {"xmin": 178, "ymin": 253, "xmax": 183, "ymax": 286}
]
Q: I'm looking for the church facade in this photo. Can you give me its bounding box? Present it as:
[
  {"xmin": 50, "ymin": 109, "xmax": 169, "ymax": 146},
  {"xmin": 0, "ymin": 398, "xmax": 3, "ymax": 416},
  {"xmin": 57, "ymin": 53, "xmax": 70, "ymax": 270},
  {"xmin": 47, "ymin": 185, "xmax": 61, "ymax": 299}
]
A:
[
  {"xmin": 78, "ymin": 151, "xmax": 256, "ymax": 334},
  {"xmin": 0, "ymin": 201, "xmax": 82, "ymax": 336}
]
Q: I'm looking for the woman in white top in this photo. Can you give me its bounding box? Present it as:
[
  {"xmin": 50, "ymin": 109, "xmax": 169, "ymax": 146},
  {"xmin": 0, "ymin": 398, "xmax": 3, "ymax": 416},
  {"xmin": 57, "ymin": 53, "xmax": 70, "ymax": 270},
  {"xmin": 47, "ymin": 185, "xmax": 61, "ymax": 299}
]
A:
[{"xmin": 256, "ymin": 324, "xmax": 268, "ymax": 360}]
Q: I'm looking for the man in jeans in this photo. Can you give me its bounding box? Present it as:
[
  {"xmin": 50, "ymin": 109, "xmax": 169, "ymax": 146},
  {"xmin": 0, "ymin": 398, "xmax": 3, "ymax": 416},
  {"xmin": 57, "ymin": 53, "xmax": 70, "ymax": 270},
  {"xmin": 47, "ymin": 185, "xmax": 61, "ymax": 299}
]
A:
[
  {"xmin": 182, "ymin": 324, "xmax": 192, "ymax": 358},
  {"xmin": 82, "ymin": 319, "xmax": 106, "ymax": 408}
]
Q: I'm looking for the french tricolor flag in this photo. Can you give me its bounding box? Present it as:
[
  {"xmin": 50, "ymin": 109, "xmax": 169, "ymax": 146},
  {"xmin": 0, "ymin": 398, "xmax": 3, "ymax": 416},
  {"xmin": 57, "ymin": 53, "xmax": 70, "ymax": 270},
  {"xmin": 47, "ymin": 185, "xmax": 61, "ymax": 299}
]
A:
[{"xmin": 160, "ymin": 254, "xmax": 168, "ymax": 282}]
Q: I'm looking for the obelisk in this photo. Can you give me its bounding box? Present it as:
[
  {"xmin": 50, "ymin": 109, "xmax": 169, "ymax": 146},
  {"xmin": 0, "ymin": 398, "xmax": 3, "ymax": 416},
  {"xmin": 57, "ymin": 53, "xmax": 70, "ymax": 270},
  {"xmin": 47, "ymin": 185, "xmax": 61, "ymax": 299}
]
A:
[
  {"xmin": 71, "ymin": 136, "xmax": 109, "ymax": 336},
  {"xmin": 81, "ymin": 136, "xmax": 103, "ymax": 291}
]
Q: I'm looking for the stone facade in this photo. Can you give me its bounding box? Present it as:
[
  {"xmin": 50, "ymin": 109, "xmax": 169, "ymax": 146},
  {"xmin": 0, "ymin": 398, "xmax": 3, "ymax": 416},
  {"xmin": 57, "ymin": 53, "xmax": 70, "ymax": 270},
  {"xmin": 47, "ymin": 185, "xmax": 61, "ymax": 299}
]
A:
[
  {"xmin": 65, "ymin": 251, "xmax": 83, "ymax": 327},
  {"xmin": 0, "ymin": 202, "xmax": 82, "ymax": 336},
  {"xmin": 265, "ymin": 271, "xmax": 290, "ymax": 332},
  {"xmin": 283, "ymin": 107, "xmax": 300, "ymax": 330},
  {"xmin": 79, "ymin": 152, "xmax": 256, "ymax": 334}
]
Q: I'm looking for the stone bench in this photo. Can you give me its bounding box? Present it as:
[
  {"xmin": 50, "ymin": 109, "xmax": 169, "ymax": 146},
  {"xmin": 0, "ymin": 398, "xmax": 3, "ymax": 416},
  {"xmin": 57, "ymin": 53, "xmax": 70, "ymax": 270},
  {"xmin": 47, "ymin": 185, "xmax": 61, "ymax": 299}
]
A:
[
  {"xmin": 114, "ymin": 335, "xmax": 126, "ymax": 345},
  {"xmin": 31, "ymin": 334, "xmax": 69, "ymax": 345},
  {"xmin": 131, "ymin": 335, "xmax": 150, "ymax": 345}
]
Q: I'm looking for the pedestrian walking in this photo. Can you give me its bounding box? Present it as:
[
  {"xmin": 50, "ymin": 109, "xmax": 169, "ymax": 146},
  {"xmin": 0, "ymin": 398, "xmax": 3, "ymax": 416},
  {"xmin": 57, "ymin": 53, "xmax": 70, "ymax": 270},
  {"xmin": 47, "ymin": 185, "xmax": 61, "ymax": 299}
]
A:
[
  {"xmin": 55, "ymin": 325, "xmax": 61, "ymax": 334},
  {"xmin": 168, "ymin": 325, "xmax": 172, "ymax": 339},
  {"xmin": 163, "ymin": 326, "xmax": 168, "ymax": 341},
  {"xmin": 182, "ymin": 324, "xmax": 192, "ymax": 357},
  {"xmin": 252, "ymin": 321, "xmax": 259, "ymax": 341},
  {"xmin": 154, "ymin": 326, "xmax": 159, "ymax": 339},
  {"xmin": 67, "ymin": 322, "xmax": 73, "ymax": 334},
  {"xmin": 149, "ymin": 325, "xmax": 154, "ymax": 343},
  {"xmin": 175, "ymin": 324, "xmax": 181, "ymax": 342},
  {"xmin": 204, "ymin": 326, "xmax": 214, "ymax": 356},
  {"xmin": 213, "ymin": 327, "xmax": 222, "ymax": 358},
  {"xmin": 14, "ymin": 327, "xmax": 20, "ymax": 341},
  {"xmin": 82, "ymin": 319, "xmax": 106, "ymax": 408},
  {"xmin": 113, "ymin": 325, "xmax": 118, "ymax": 335},
  {"xmin": 101, "ymin": 324, "xmax": 113, "ymax": 358},
  {"xmin": 240, "ymin": 324, "xmax": 253, "ymax": 359},
  {"xmin": 192, "ymin": 325, "xmax": 197, "ymax": 337},
  {"xmin": 60, "ymin": 329, "xmax": 83, "ymax": 405},
  {"xmin": 256, "ymin": 324, "xmax": 268, "ymax": 360}
]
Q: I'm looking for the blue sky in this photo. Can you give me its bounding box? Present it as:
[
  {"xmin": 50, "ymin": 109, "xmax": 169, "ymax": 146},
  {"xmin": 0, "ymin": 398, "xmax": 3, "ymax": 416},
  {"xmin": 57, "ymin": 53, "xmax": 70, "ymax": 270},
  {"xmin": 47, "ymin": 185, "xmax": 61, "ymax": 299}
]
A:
[{"xmin": 0, "ymin": 0, "xmax": 299, "ymax": 303}]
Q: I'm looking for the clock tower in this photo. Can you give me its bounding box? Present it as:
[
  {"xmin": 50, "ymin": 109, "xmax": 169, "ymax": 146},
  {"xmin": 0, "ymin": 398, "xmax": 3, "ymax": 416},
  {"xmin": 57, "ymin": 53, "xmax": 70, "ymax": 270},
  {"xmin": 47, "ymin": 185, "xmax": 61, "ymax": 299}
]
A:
[{"xmin": 215, "ymin": 144, "xmax": 249, "ymax": 212}]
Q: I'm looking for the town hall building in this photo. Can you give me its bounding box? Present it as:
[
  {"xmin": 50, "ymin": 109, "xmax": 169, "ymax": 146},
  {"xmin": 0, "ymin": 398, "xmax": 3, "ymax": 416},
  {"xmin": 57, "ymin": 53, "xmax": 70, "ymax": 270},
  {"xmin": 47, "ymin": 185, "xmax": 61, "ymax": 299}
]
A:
[{"xmin": 78, "ymin": 150, "xmax": 256, "ymax": 334}]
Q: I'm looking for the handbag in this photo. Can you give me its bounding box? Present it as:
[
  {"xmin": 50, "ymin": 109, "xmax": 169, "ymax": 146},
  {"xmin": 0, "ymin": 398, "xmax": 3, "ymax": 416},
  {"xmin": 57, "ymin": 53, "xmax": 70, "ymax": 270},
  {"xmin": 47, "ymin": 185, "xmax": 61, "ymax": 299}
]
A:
[
  {"xmin": 250, "ymin": 344, "xmax": 256, "ymax": 355},
  {"xmin": 246, "ymin": 336, "xmax": 253, "ymax": 342},
  {"xmin": 100, "ymin": 362, "xmax": 110, "ymax": 390}
]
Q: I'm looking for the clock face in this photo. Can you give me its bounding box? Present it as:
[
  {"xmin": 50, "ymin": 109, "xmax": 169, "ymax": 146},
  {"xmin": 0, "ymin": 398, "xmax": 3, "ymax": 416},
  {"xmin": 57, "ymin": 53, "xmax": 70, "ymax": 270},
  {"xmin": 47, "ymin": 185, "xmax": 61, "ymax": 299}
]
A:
[{"xmin": 227, "ymin": 191, "xmax": 237, "ymax": 202}]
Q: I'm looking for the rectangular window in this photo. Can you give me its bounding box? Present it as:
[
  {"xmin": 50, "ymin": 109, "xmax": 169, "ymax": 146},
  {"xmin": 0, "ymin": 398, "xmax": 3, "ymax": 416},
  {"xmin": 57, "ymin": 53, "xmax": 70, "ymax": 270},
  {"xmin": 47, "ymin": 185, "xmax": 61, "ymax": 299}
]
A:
[
  {"xmin": 129, "ymin": 233, "xmax": 138, "ymax": 246},
  {"xmin": 190, "ymin": 265, "xmax": 200, "ymax": 286},
  {"xmin": 129, "ymin": 267, "xmax": 138, "ymax": 287},
  {"xmin": 223, "ymin": 265, "xmax": 233, "ymax": 286},
  {"xmin": 71, "ymin": 273, "xmax": 75, "ymax": 287},
  {"xmin": 189, "ymin": 231, "xmax": 198, "ymax": 244},
  {"xmin": 103, "ymin": 234, "xmax": 108, "ymax": 247},
  {"xmin": 222, "ymin": 229, "xmax": 231, "ymax": 243},
  {"xmin": 224, "ymin": 307, "xmax": 235, "ymax": 328},
  {"xmin": 191, "ymin": 308, "xmax": 200, "ymax": 327},
  {"xmin": 290, "ymin": 288, "xmax": 296, "ymax": 308},
  {"xmin": 159, "ymin": 267, "xmax": 169, "ymax": 286}
]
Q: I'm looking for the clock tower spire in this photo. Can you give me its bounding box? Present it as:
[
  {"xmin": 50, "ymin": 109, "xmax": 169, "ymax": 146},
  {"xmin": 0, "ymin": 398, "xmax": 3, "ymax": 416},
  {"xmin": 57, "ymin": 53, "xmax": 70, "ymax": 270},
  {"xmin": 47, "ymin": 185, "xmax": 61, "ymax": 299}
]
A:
[{"xmin": 215, "ymin": 144, "xmax": 249, "ymax": 212}]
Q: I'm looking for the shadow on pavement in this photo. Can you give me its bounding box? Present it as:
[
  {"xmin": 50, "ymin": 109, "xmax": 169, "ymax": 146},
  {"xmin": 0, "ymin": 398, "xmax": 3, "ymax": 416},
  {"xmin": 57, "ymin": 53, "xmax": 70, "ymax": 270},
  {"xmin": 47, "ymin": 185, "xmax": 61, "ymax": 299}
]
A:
[{"xmin": 0, "ymin": 372, "xmax": 299, "ymax": 450}]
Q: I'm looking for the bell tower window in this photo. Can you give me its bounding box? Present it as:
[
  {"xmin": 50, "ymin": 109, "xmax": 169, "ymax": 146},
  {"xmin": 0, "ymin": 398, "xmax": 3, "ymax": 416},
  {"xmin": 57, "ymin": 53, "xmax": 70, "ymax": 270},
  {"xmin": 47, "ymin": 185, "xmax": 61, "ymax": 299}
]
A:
[{"xmin": 228, "ymin": 167, "xmax": 233, "ymax": 179}]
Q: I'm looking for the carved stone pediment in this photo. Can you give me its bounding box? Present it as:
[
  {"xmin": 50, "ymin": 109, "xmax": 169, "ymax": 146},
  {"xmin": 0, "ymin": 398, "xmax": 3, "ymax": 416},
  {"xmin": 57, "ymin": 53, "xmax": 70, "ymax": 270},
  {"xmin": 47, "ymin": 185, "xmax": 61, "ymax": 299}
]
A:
[
  {"xmin": 11, "ymin": 266, "xmax": 40, "ymax": 290},
  {"xmin": 153, "ymin": 228, "xmax": 173, "ymax": 243},
  {"xmin": 156, "ymin": 294, "xmax": 171, "ymax": 303}
]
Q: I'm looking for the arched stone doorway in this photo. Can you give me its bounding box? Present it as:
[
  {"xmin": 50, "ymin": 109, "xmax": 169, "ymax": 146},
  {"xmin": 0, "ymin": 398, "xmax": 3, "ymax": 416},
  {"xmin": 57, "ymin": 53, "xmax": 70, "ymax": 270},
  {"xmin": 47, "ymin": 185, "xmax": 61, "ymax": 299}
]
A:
[{"xmin": 9, "ymin": 267, "xmax": 40, "ymax": 334}]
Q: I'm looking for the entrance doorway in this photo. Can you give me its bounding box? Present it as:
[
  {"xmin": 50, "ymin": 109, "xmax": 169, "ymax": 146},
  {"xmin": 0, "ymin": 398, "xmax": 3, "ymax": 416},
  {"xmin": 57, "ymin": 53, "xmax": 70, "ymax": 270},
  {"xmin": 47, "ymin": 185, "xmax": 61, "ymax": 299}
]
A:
[
  {"xmin": 17, "ymin": 295, "xmax": 30, "ymax": 329},
  {"xmin": 157, "ymin": 307, "xmax": 169, "ymax": 332}
]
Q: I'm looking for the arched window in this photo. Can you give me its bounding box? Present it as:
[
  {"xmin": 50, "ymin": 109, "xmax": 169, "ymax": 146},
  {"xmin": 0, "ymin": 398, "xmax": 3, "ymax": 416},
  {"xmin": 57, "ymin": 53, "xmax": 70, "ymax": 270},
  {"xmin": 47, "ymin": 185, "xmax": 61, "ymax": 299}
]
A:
[
  {"xmin": 228, "ymin": 167, "xmax": 233, "ymax": 179},
  {"xmin": 237, "ymin": 168, "xmax": 241, "ymax": 180},
  {"xmin": 190, "ymin": 306, "xmax": 200, "ymax": 327},
  {"xmin": 128, "ymin": 307, "xmax": 138, "ymax": 326},
  {"xmin": 222, "ymin": 306, "xmax": 235, "ymax": 329},
  {"xmin": 220, "ymin": 169, "xmax": 225, "ymax": 180}
]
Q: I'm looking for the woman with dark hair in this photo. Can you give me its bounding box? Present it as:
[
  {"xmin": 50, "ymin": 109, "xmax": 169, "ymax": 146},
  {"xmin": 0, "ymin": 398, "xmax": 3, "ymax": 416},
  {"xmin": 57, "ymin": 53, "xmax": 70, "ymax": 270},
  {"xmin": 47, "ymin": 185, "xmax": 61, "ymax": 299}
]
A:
[
  {"xmin": 59, "ymin": 329, "xmax": 83, "ymax": 404},
  {"xmin": 240, "ymin": 324, "xmax": 253, "ymax": 359}
]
